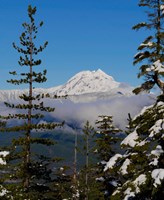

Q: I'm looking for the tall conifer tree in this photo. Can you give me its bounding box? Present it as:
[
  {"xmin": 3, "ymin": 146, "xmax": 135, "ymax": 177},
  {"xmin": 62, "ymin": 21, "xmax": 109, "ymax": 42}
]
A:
[
  {"xmin": 95, "ymin": 115, "xmax": 120, "ymax": 199},
  {"xmin": 78, "ymin": 121, "xmax": 103, "ymax": 200},
  {"xmin": 105, "ymin": 1, "xmax": 164, "ymax": 199},
  {"xmin": 0, "ymin": 5, "xmax": 62, "ymax": 199}
]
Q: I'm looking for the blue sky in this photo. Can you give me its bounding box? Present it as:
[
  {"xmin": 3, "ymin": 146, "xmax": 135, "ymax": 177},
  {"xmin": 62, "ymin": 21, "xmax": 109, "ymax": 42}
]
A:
[{"xmin": 0, "ymin": 0, "xmax": 147, "ymax": 89}]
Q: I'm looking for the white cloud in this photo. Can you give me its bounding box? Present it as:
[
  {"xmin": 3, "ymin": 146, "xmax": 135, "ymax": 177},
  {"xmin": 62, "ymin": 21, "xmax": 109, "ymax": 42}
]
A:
[
  {"xmin": 48, "ymin": 94, "xmax": 155, "ymax": 130},
  {"xmin": 0, "ymin": 94, "xmax": 155, "ymax": 131}
]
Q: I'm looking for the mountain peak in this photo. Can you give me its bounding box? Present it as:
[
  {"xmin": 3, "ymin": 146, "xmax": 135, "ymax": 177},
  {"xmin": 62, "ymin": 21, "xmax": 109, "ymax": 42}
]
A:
[
  {"xmin": 57, "ymin": 69, "xmax": 120, "ymax": 95},
  {"xmin": 95, "ymin": 68, "xmax": 105, "ymax": 73},
  {"xmin": 0, "ymin": 69, "xmax": 133, "ymax": 102},
  {"xmin": 93, "ymin": 68, "xmax": 115, "ymax": 80},
  {"xmin": 92, "ymin": 68, "xmax": 103, "ymax": 73}
]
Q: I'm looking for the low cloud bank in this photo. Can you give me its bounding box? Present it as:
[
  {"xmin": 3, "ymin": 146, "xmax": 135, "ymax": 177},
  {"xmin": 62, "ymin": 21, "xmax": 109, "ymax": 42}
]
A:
[
  {"xmin": 49, "ymin": 94, "xmax": 155, "ymax": 130},
  {"xmin": 0, "ymin": 94, "xmax": 155, "ymax": 132}
]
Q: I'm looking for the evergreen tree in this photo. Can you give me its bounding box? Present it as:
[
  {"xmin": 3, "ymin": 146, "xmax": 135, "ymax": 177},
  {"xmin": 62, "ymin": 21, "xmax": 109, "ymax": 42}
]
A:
[
  {"xmin": 0, "ymin": 5, "xmax": 62, "ymax": 199},
  {"xmin": 108, "ymin": 97, "xmax": 164, "ymax": 200},
  {"xmin": 94, "ymin": 115, "xmax": 120, "ymax": 199},
  {"xmin": 133, "ymin": 0, "xmax": 164, "ymax": 94},
  {"xmin": 47, "ymin": 166, "xmax": 73, "ymax": 200},
  {"xmin": 82, "ymin": 121, "xmax": 94, "ymax": 200},
  {"xmin": 104, "ymin": 1, "xmax": 164, "ymax": 199},
  {"xmin": 78, "ymin": 121, "xmax": 103, "ymax": 200},
  {"xmin": 71, "ymin": 126, "xmax": 79, "ymax": 200},
  {"xmin": 95, "ymin": 116, "xmax": 120, "ymax": 161}
]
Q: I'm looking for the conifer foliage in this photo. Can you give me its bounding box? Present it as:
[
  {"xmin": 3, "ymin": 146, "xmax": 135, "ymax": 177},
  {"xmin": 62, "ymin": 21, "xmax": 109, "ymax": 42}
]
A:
[
  {"xmin": 82, "ymin": 121, "xmax": 94, "ymax": 200},
  {"xmin": 0, "ymin": 5, "xmax": 61, "ymax": 199},
  {"xmin": 95, "ymin": 115, "xmax": 120, "ymax": 198},
  {"xmin": 78, "ymin": 121, "xmax": 103, "ymax": 200},
  {"xmin": 133, "ymin": 0, "xmax": 164, "ymax": 94},
  {"xmin": 108, "ymin": 99, "xmax": 164, "ymax": 200},
  {"xmin": 105, "ymin": 1, "xmax": 164, "ymax": 199},
  {"xmin": 95, "ymin": 115, "xmax": 120, "ymax": 161}
]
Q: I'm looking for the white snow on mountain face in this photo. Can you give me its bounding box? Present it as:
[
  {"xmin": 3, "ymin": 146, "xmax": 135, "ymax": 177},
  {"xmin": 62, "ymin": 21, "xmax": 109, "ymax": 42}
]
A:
[
  {"xmin": 36, "ymin": 69, "xmax": 133, "ymax": 98},
  {"xmin": 56, "ymin": 69, "xmax": 123, "ymax": 96},
  {"xmin": 0, "ymin": 69, "xmax": 133, "ymax": 102},
  {"xmin": 0, "ymin": 89, "xmax": 26, "ymax": 102}
]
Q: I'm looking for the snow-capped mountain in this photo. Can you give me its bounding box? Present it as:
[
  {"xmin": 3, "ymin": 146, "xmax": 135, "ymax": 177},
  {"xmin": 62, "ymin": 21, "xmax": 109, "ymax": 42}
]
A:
[
  {"xmin": 56, "ymin": 69, "xmax": 120, "ymax": 95},
  {"xmin": 47, "ymin": 69, "xmax": 133, "ymax": 97},
  {"xmin": 0, "ymin": 69, "xmax": 133, "ymax": 102},
  {"xmin": 0, "ymin": 69, "xmax": 155, "ymax": 130}
]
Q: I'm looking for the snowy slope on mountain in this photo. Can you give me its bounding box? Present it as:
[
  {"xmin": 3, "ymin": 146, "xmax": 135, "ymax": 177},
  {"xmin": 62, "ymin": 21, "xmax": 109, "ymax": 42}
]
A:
[
  {"xmin": 55, "ymin": 69, "xmax": 132, "ymax": 96},
  {"xmin": 0, "ymin": 69, "xmax": 133, "ymax": 102},
  {"xmin": 0, "ymin": 89, "xmax": 26, "ymax": 101}
]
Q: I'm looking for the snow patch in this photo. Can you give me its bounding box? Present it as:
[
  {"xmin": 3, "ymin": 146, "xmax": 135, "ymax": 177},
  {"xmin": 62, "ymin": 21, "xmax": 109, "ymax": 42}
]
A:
[
  {"xmin": 96, "ymin": 177, "xmax": 105, "ymax": 182},
  {"xmin": 121, "ymin": 130, "xmax": 139, "ymax": 147},
  {"xmin": 0, "ymin": 151, "xmax": 9, "ymax": 165},
  {"xmin": 149, "ymin": 119, "xmax": 164, "ymax": 138},
  {"xmin": 160, "ymin": 5, "xmax": 164, "ymax": 14},
  {"xmin": 151, "ymin": 145, "xmax": 164, "ymax": 157},
  {"xmin": 140, "ymin": 42, "xmax": 153, "ymax": 47},
  {"xmin": 123, "ymin": 174, "xmax": 146, "ymax": 199},
  {"xmin": 124, "ymin": 188, "xmax": 135, "ymax": 200},
  {"xmin": 133, "ymin": 174, "xmax": 147, "ymax": 193},
  {"xmin": 104, "ymin": 154, "xmax": 122, "ymax": 171},
  {"xmin": 152, "ymin": 169, "xmax": 164, "ymax": 187},
  {"xmin": 146, "ymin": 60, "xmax": 164, "ymax": 74},
  {"xmin": 120, "ymin": 159, "xmax": 131, "ymax": 175},
  {"xmin": 150, "ymin": 145, "xmax": 164, "ymax": 166},
  {"xmin": 109, "ymin": 180, "xmax": 119, "ymax": 187},
  {"xmin": 137, "ymin": 140, "xmax": 148, "ymax": 147},
  {"xmin": 0, "ymin": 186, "xmax": 8, "ymax": 197}
]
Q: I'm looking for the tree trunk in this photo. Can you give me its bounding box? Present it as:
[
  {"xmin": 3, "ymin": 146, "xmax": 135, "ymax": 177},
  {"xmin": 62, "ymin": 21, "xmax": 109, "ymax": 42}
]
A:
[
  {"xmin": 73, "ymin": 130, "xmax": 78, "ymax": 200},
  {"xmin": 85, "ymin": 133, "xmax": 89, "ymax": 200},
  {"xmin": 24, "ymin": 24, "xmax": 33, "ymax": 189}
]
